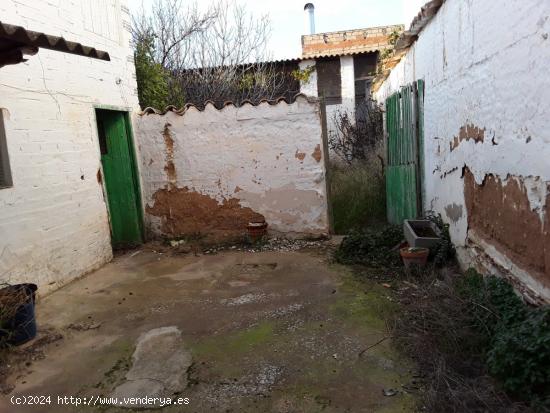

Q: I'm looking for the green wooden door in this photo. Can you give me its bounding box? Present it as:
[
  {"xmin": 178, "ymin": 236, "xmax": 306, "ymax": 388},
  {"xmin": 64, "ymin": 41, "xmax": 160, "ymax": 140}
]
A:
[
  {"xmin": 385, "ymin": 81, "xmax": 424, "ymax": 224},
  {"xmin": 96, "ymin": 110, "xmax": 143, "ymax": 247}
]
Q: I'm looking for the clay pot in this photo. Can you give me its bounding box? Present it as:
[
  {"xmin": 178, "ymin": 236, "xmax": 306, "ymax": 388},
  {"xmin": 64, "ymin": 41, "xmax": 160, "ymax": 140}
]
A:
[
  {"xmin": 247, "ymin": 221, "xmax": 268, "ymax": 242},
  {"xmin": 400, "ymin": 247, "xmax": 430, "ymax": 268}
]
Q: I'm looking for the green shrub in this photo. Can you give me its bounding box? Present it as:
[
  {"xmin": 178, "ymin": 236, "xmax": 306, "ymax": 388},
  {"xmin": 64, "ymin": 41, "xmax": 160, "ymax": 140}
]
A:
[
  {"xmin": 458, "ymin": 269, "xmax": 526, "ymax": 337},
  {"xmin": 459, "ymin": 269, "xmax": 550, "ymax": 404},
  {"xmin": 334, "ymin": 225, "xmax": 402, "ymax": 267},
  {"xmin": 487, "ymin": 307, "xmax": 550, "ymax": 399},
  {"xmin": 426, "ymin": 213, "xmax": 456, "ymax": 266},
  {"xmin": 134, "ymin": 33, "xmax": 170, "ymax": 110}
]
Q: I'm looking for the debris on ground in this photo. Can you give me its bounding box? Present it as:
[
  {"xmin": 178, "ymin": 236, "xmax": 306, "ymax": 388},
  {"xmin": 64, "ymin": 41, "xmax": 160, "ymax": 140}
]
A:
[
  {"xmin": 383, "ymin": 388, "xmax": 398, "ymax": 397},
  {"xmin": 146, "ymin": 236, "xmax": 339, "ymax": 258},
  {"xmin": 0, "ymin": 327, "xmax": 63, "ymax": 394},
  {"xmin": 203, "ymin": 237, "xmax": 331, "ymax": 254},
  {"xmin": 391, "ymin": 267, "xmax": 540, "ymax": 412},
  {"xmin": 66, "ymin": 321, "xmax": 101, "ymax": 331}
]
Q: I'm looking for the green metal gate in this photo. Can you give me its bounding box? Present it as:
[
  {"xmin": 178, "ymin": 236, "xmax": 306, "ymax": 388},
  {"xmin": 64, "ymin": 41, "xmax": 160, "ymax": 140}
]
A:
[{"xmin": 385, "ymin": 80, "xmax": 425, "ymax": 225}]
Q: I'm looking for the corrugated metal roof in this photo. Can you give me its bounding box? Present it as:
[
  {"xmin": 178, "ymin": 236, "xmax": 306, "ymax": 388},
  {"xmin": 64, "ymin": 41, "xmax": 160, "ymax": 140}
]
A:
[{"xmin": 0, "ymin": 21, "xmax": 110, "ymax": 67}]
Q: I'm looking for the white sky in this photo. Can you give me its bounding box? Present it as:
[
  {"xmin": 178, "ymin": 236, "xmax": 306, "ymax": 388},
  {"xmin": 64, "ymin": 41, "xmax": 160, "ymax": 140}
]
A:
[{"xmin": 128, "ymin": 0, "xmax": 425, "ymax": 60}]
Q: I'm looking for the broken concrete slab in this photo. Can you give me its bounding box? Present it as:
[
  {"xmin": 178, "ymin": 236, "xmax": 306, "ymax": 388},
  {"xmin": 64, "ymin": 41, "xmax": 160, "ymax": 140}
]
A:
[{"xmin": 110, "ymin": 326, "xmax": 191, "ymax": 408}]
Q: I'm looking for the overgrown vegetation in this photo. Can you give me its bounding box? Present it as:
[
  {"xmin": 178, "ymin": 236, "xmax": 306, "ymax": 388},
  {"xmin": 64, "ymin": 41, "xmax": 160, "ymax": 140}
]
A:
[
  {"xmin": 329, "ymin": 99, "xmax": 385, "ymax": 165},
  {"xmin": 134, "ymin": 32, "xmax": 171, "ymax": 109},
  {"xmin": 328, "ymin": 99, "xmax": 387, "ymax": 233},
  {"xmin": 426, "ymin": 212, "xmax": 455, "ymax": 266},
  {"xmin": 458, "ymin": 270, "xmax": 550, "ymax": 406},
  {"xmin": 334, "ymin": 225, "xmax": 402, "ymax": 267},
  {"xmin": 334, "ymin": 223, "xmax": 549, "ymax": 411},
  {"xmin": 132, "ymin": 0, "xmax": 299, "ymax": 109},
  {"xmin": 329, "ymin": 161, "xmax": 386, "ymax": 234},
  {"xmin": 371, "ymin": 29, "xmax": 402, "ymax": 77},
  {"xmin": 290, "ymin": 65, "xmax": 315, "ymax": 83},
  {"xmin": 397, "ymin": 269, "xmax": 550, "ymax": 412}
]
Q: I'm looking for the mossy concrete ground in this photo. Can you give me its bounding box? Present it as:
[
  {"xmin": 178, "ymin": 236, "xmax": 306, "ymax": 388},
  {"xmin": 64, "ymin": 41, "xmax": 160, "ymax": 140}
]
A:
[{"xmin": 2, "ymin": 243, "xmax": 416, "ymax": 413}]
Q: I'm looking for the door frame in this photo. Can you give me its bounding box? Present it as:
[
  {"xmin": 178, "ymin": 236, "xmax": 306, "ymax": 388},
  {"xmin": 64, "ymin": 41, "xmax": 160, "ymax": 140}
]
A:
[{"xmin": 93, "ymin": 105, "xmax": 144, "ymax": 244}]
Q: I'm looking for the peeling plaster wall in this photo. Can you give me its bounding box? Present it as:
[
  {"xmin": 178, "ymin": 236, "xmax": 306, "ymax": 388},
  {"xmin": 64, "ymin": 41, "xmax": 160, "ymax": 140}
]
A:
[
  {"xmin": 0, "ymin": 0, "xmax": 139, "ymax": 294},
  {"xmin": 134, "ymin": 96, "xmax": 329, "ymax": 239},
  {"xmin": 375, "ymin": 0, "xmax": 550, "ymax": 302}
]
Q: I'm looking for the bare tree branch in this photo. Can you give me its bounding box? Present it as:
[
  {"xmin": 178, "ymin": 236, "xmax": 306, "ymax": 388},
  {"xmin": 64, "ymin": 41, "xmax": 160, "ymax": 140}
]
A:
[
  {"xmin": 329, "ymin": 99, "xmax": 385, "ymax": 167},
  {"xmin": 132, "ymin": 0, "xmax": 298, "ymax": 107}
]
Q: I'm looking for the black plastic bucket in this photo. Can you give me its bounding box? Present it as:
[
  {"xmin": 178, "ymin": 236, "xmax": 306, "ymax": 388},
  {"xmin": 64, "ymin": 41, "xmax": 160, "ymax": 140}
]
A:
[{"xmin": 0, "ymin": 283, "xmax": 38, "ymax": 346}]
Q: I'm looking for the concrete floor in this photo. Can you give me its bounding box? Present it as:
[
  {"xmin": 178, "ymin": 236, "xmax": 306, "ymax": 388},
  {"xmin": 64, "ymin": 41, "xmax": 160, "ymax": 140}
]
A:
[{"xmin": 2, "ymin": 244, "xmax": 415, "ymax": 412}]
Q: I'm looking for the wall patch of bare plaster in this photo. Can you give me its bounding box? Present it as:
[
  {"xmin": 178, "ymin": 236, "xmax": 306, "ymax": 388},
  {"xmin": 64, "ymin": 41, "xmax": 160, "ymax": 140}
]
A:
[
  {"xmin": 295, "ymin": 150, "xmax": 306, "ymax": 161},
  {"xmin": 450, "ymin": 124, "xmax": 485, "ymax": 151},
  {"xmin": 163, "ymin": 122, "xmax": 177, "ymax": 185},
  {"xmin": 463, "ymin": 167, "xmax": 549, "ymax": 290},
  {"xmin": 311, "ymin": 144, "xmax": 322, "ymax": 162},
  {"xmin": 146, "ymin": 187, "xmax": 264, "ymax": 237}
]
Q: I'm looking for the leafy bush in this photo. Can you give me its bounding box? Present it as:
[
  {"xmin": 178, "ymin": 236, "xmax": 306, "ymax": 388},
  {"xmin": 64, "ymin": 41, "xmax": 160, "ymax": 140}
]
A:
[
  {"xmin": 334, "ymin": 225, "xmax": 402, "ymax": 267},
  {"xmin": 458, "ymin": 270, "xmax": 526, "ymax": 337},
  {"xmin": 134, "ymin": 33, "xmax": 170, "ymax": 110},
  {"xmin": 426, "ymin": 212, "xmax": 456, "ymax": 266},
  {"xmin": 488, "ymin": 307, "xmax": 550, "ymax": 399},
  {"xmin": 459, "ymin": 269, "xmax": 550, "ymax": 404}
]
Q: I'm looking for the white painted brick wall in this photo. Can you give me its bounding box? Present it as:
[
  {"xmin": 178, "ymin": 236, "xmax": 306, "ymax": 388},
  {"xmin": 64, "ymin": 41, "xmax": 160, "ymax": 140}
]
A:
[
  {"xmin": 134, "ymin": 96, "xmax": 329, "ymax": 237},
  {"xmin": 339, "ymin": 55, "xmax": 356, "ymax": 120},
  {"xmin": 0, "ymin": 0, "xmax": 139, "ymax": 294},
  {"xmin": 375, "ymin": 0, "xmax": 550, "ymax": 301}
]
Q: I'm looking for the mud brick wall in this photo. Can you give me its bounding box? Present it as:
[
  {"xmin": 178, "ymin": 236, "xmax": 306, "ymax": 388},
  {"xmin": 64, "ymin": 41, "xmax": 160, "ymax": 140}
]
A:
[
  {"xmin": 375, "ymin": 0, "xmax": 550, "ymax": 303},
  {"xmin": 134, "ymin": 95, "xmax": 330, "ymax": 240}
]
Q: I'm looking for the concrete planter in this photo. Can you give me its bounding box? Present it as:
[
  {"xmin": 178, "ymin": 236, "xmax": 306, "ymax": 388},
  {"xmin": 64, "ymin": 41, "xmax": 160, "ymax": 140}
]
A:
[{"xmin": 403, "ymin": 219, "xmax": 441, "ymax": 249}]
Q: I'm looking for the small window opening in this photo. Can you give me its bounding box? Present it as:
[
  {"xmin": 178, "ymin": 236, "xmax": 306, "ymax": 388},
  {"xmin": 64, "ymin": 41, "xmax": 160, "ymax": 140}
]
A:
[{"xmin": 0, "ymin": 109, "xmax": 13, "ymax": 189}]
